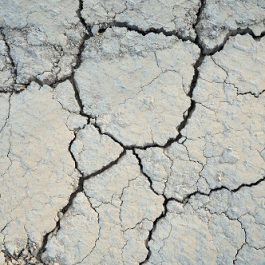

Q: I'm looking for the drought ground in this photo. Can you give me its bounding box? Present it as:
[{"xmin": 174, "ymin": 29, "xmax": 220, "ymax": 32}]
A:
[{"xmin": 0, "ymin": 0, "xmax": 265, "ymax": 264}]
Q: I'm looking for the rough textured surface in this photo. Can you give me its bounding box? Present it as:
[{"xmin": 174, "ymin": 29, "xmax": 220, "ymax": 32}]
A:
[
  {"xmin": 0, "ymin": 83, "xmax": 78, "ymax": 258},
  {"xmin": 182, "ymin": 35, "xmax": 265, "ymax": 191},
  {"xmin": 42, "ymin": 152, "xmax": 164, "ymax": 265},
  {"xmin": 82, "ymin": 0, "xmax": 201, "ymax": 39},
  {"xmin": 147, "ymin": 200, "xmax": 245, "ymax": 265},
  {"xmin": 148, "ymin": 181, "xmax": 265, "ymax": 264},
  {"xmin": 197, "ymin": 0, "xmax": 265, "ymax": 52},
  {"xmin": 75, "ymin": 27, "xmax": 199, "ymax": 146},
  {"xmin": 137, "ymin": 143, "xmax": 203, "ymax": 200},
  {"xmin": 0, "ymin": 0, "xmax": 84, "ymax": 88},
  {"xmin": 208, "ymin": 35, "xmax": 265, "ymax": 96},
  {"xmin": 0, "ymin": 34, "xmax": 15, "ymax": 92},
  {"xmin": 42, "ymin": 193, "xmax": 99, "ymax": 265},
  {"xmin": 0, "ymin": 1, "xmax": 265, "ymax": 265}
]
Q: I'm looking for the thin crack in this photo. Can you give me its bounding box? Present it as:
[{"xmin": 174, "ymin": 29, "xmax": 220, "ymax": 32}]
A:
[
  {"xmin": 74, "ymin": 196, "xmax": 101, "ymax": 265},
  {"xmin": 237, "ymin": 89, "xmax": 265, "ymax": 99},
  {"xmin": 0, "ymin": 93, "xmax": 12, "ymax": 135},
  {"xmin": 181, "ymin": 175, "xmax": 265, "ymax": 205},
  {"xmin": 36, "ymin": 1, "xmax": 127, "ymax": 262},
  {"xmin": 0, "ymin": 29, "xmax": 17, "ymax": 84},
  {"xmin": 233, "ymin": 220, "xmax": 247, "ymax": 264},
  {"xmin": 133, "ymin": 3, "xmax": 208, "ymax": 262},
  {"xmin": 88, "ymin": 45, "xmax": 204, "ymax": 152}
]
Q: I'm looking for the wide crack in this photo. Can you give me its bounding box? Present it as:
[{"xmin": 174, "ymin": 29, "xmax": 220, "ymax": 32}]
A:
[{"xmin": 201, "ymin": 27, "xmax": 265, "ymax": 55}]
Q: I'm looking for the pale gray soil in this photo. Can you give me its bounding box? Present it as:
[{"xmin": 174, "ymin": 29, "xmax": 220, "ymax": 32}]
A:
[{"xmin": 0, "ymin": 1, "xmax": 264, "ymax": 264}]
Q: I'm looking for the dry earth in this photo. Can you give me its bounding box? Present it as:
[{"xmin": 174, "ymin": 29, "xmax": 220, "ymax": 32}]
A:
[{"xmin": 0, "ymin": 0, "xmax": 265, "ymax": 264}]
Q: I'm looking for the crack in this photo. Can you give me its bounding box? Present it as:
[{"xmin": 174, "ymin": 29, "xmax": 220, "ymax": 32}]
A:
[
  {"xmin": 1, "ymin": 0, "xmax": 263, "ymax": 95},
  {"xmin": 96, "ymin": 20, "xmax": 195, "ymax": 43},
  {"xmin": 35, "ymin": 5, "xmax": 127, "ymax": 255},
  {"xmin": 197, "ymin": 207, "xmax": 248, "ymax": 264},
  {"xmin": 2, "ymin": 227, "xmax": 44, "ymax": 265},
  {"xmin": 0, "ymin": 93, "xmax": 12, "ymax": 135},
  {"xmin": 36, "ymin": 148, "xmax": 126, "ymax": 262},
  {"xmin": 181, "ymin": 174, "xmax": 265, "ymax": 206},
  {"xmin": 139, "ymin": 197, "xmax": 168, "ymax": 265},
  {"xmin": 162, "ymin": 149, "xmax": 174, "ymax": 195},
  {"xmin": 3, "ymin": 1, "xmax": 264, "ymax": 263},
  {"xmin": 193, "ymin": 0, "xmax": 206, "ymax": 43},
  {"xmin": 89, "ymin": 0, "xmax": 206, "ymax": 49},
  {"xmin": 201, "ymin": 28, "xmax": 265, "ymax": 55},
  {"xmin": 232, "ymin": 175, "xmax": 265, "ymax": 193},
  {"xmin": 76, "ymin": 0, "xmax": 93, "ymax": 37},
  {"xmin": 82, "ymin": 0, "xmax": 207, "ymax": 152},
  {"xmin": 138, "ymin": 171, "xmax": 265, "ymax": 265},
  {"xmin": 132, "ymin": 149, "xmax": 160, "ymax": 196},
  {"xmin": 198, "ymin": 200, "xmax": 252, "ymax": 264},
  {"xmin": 131, "ymin": 149, "xmax": 168, "ymax": 264},
  {"xmin": 237, "ymin": 89, "xmax": 265, "ymax": 99},
  {"xmin": 129, "ymin": 5, "xmax": 265, "ymax": 263},
  {"xmin": 86, "ymin": 46, "xmax": 205, "ymax": 152},
  {"xmin": 0, "ymin": 29, "xmax": 17, "ymax": 84},
  {"xmin": 49, "ymin": 31, "xmax": 89, "ymax": 90},
  {"xmin": 135, "ymin": 3, "xmax": 208, "ymax": 262},
  {"xmin": 68, "ymin": 76, "xmax": 91, "ymax": 121},
  {"xmin": 74, "ymin": 196, "xmax": 101, "ymax": 265},
  {"xmin": 119, "ymin": 174, "xmax": 139, "ymax": 228},
  {"xmin": 233, "ymin": 220, "xmax": 247, "ymax": 264},
  {"xmin": 0, "ymin": 0, "xmax": 93, "ymax": 93}
]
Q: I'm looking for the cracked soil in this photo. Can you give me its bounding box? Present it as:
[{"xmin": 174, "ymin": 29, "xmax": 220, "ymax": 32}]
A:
[{"xmin": 0, "ymin": 0, "xmax": 265, "ymax": 264}]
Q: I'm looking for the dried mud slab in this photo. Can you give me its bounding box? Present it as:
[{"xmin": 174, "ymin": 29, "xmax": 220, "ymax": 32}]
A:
[
  {"xmin": 75, "ymin": 27, "xmax": 199, "ymax": 147},
  {"xmin": 71, "ymin": 124, "xmax": 123, "ymax": 175}
]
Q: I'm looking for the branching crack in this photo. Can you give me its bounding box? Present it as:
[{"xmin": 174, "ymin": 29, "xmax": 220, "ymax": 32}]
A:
[
  {"xmin": 4, "ymin": 0, "xmax": 264, "ymax": 263},
  {"xmin": 37, "ymin": 146, "xmax": 126, "ymax": 262}
]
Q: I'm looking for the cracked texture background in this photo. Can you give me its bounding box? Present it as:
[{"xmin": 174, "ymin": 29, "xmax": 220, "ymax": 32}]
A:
[{"xmin": 0, "ymin": 0, "xmax": 264, "ymax": 265}]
